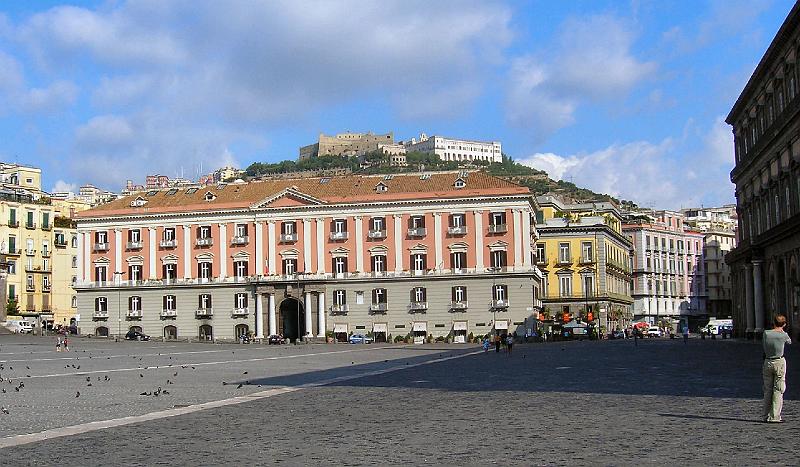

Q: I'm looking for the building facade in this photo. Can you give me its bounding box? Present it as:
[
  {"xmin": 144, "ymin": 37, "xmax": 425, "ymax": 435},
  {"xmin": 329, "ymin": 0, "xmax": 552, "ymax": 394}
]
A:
[
  {"xmin": 74, "ymin": 172, "xmax": 543, "ymax": 342},
  {"xmin": 0, "ymin": 164, "xmax": 85, "ymax": 327},
  {"xmin": 404, "ymin": 133, "xmax": 502, "ymax": 164},
  {"xmin": 623, "ymin": 211, "xmax": 707, "ymax": 328},
  {"xmin": 725, "ymin": 2, "xmax": 800, "ymax": 341},
  {"xmin": 535, "ymin": 196, "xmax": 633, "ymax": 333},
  {"xmin": 299, "ymin": 131, "xmax": 394, "ymax": 160}
]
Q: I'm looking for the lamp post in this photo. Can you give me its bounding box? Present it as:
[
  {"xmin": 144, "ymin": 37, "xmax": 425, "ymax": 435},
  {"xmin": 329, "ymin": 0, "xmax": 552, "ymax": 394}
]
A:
[{"xmin": 113, "ymin": 271, "xmax": 125, "ymax": 341}]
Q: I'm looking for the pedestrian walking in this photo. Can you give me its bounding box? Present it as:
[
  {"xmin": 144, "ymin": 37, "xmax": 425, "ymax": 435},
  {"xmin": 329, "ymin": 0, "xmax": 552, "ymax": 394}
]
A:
[
  {"xmin": 63, "ymin": 336, "xmax": 69, "ymax": 352},
  {"xmin": 482, "ymin": 337, "xmax": 490, "ymax": 353},
  {"xmin": 683, "ymin": 326, "xmax": 689, "ymax": 344},
  {"xmin": 494, "ymin": 335, "xmax": 501, "ymax": 353},
  {"xmin": 506, "ymin": 334, "xmax": 513, "ymax": 355},
  {"xmin": 762, "ymin": 314, "xmax": 792, "ymax": 423},
  {"xmin": 56, "ymin": 336, "xmax": 62, "ymax": 352}
]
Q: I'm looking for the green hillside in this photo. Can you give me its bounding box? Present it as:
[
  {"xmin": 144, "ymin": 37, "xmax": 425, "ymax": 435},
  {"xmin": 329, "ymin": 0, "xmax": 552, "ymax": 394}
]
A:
[{"xmin": 243, "ymin": 154, "xmax": 637, "ymax": 208}]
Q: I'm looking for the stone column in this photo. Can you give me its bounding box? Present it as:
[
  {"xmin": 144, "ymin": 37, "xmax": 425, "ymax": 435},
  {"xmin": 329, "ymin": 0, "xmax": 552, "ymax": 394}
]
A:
[
  {"xmin": 268, "ymin": 293, "xmax": 276, "ymax": 336},
  {"xmin": 393, "ymin": 214, "xmax": 403, "ymax": 272},
  {"xmin": 148, "ymin": 227, "xmax": 157, "ymax": 279},
  {"xmin": 304, "ymin": 291, "xmax": 313, "ymax": 337},
  {"xmin": 745, "ymin": 263, "xmax": 755, "ymax": 337},
  {"xmin": 218, "ymin": 223, "xmax": 227, "ymax": 280},
  {"xmin": 317, "ymin": 291, "xmax": 326, "ymax": 338},
  {"xmin": 512, "ymin": 209, "xmax": 523, "ymax": 271},
  {"xmin": 255, "ymin": 292, "xmax": 264, "ymax": 339},
  {"xmin": 355, "ymin": 216, "xmax": 364, "ymax": 273},
  {"xmin": 433, "ymin": 213, "xmax": 443, "ymax": 270},
  {"xmin": 182, "ymin": 226, "xmax": 191, "ymax": 279},
  {"xmin": 753, "ymin": 260, "xmax": 765, "ymax": 335},
  {"xmin": 255, "ymin": 221, "xmax": 264, "ymax": 275},
  {"xmin": 114, "ymin": 229, "xmax": 122, "ymax": 283},
  {"xmin": 316, "ymin": 218, "xmax": 326, "ymax": 274},
  {"xmin": 474, "ymin": 211, "xmax": 485, "ymax": 271},
  {"xmin": 267, "ymin": 221, "xmax": 276, "ymax": 275},
  {"xmin": 303, "ymin": 219, "xmax": 313, "ymax": 272}
]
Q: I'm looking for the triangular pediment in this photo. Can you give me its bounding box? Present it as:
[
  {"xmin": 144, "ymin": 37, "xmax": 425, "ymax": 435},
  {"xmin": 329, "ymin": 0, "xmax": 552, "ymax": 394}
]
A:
[
  {"xmin": 408, "ymin": 243, "xmax": 428, "ymax": 253},
  {"xmin": 251, "ymin": 187, "xmax": 326, "ymax": 209}
]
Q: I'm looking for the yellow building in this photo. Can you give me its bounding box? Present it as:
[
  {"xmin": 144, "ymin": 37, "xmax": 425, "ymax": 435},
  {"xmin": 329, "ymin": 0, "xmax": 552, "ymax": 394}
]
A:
[
  {"xmin": 0, "ymin": 163, "xmax": 89, "ymax": 327},
  {"xmin": 535, "ymin": 195, "xmax": 634, "ymax": 333}
]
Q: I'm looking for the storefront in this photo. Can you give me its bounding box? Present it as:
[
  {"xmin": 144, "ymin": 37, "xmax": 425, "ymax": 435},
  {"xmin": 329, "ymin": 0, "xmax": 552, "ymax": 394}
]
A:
[
  {"xmin": 412, "ymin": 321, "xmax": 427, "ymax": 344},
  {"xmin": 372, "ymin": 323, "xmax": 388, "ymax": 343},
  {"xmin": 493, "ymin": 319, "xmax": 508, "ymax": 336},
  {"xmin": 453, "ymin": 321, "xmax": 467, "ymax": 343},
  {"xmin": 333, "ymin": 323, "xmax": 348, "ymax": 343}
]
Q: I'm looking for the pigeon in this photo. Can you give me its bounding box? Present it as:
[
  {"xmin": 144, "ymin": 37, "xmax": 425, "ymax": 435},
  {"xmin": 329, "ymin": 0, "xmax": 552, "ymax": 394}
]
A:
[
  {"xmin": 76, "ymin": 366, "xmax": 80, "ymax": 370},
  {"xmin": 87, "ymin": 383, "xmax": 92, "ymax": 387},
  {"xmin": 86, "ymin": 377, "xmax": 91, "ymax": 382},
  {"xmin": 75, "ymin": 391, "xmax": 80, "ymax": 398},
  {"xmin": 1, "ymin": 407, "xmax": 8, "ymax": 415},
  {"xmin": 1, "ymin": 389, "xmax": 5, "ymax": 394},
  {"xmin": 139, "ymin": 391, "xmax": 151, "ymax": 396},
  {"xmin": 14, "ymin": 386, "xmax": 19, "ymax": 392},
  {"xmin": 162, "ymin": 389, "xmax": 170, "ymax": 395},
  {"xmin": 104, "ymin": 376, "xmax": 109, "ymax": 382},
  {"xmin": 242, "ymin": 371, "xmax": 248, "ymax": 375},
  {"xmin": 173, "ymin": 372, "xmax": 178, "ymax": 377},
  {"xmin": 18, "ymin": 382, "xmax": 23, "ymax": 389},
  {"xmin": 222, "ymin": 381, "xmax": 228, "ymax": 386},
  {"xmin": 25, "ymin": 366, "xmax": 29, "ymax": 370},
  {"xmin": 140, "ymin": 374, "xmax": 144, "ymax": 378},
  {"xmin": 236, "ymin": 383, "xmax": 243, "ymax": 389}
]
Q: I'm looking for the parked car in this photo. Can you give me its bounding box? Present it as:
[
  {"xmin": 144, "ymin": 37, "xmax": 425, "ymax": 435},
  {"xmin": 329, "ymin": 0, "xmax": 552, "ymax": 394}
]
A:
[
  {"xmin": 8, "ymin": 321, "xmax": 34, "ymax": 334},
  {"xmin": 646, "ymin": 327, "xmax": 662, "ymax": 338},
  {"xmin": 349, "ymin": 334, "xmax": 373, "ymax": 344},
  {"xmin": 125, "ymin": 330, "xmax": 150, "ymax": 341},
  {"xmin": 610, "ymin": 329, "xmax": 625, "ymax": 339},
  {"xmin": 268, "ymin": 334, "xmax": 285, "ymax": 345}
]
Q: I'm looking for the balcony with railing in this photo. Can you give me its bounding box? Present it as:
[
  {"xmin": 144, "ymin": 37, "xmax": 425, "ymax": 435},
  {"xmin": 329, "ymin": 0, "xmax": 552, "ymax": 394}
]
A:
[
  {"xmin": 232, "ymin": 307, "xmax": 249, "ymax": 317},
  {"xmin": 93, "ymin": 242, "xmax": 109, "ymax": 252},
  {"xmin": 368, "ymin": 303, "xmax": 388, "ymax": 314},
  {"xmin": 25, "ymin": 222, "xmax": 36, "ymax": 230},
  {"xmin": 54, "ymin": 238, "xmax": 68, "ymax": 248},
  {"xmin": 367, "ymin": 229, "xmax": 386, "ymax": 239},
  {"xmin": 25, "ymin": 249, "xmax": 36, "ymax": 256},
  {"xmin": 232, "ymin": 235, "xmax": 250, "ymax": 246},
  {"xmin": 488, "ymin": 223, "xmax": 508, "ymax": 234},
  {"xmin": 7, "ymin": 220, "xmax": 18, "ymax": 228},
  {"xmin": 4, "ymin": 248, "xmax": 21, "ymax": 256},
  {"xmin": 407, "ymin": 227, "xmax": 427, "ymax": 237},
  {"xmin": 42, "ymin": 282, "xmax": 51, "ymax": 292},
  {"xmin": 41, "ymin": 250, "xmax": 51, "ymax": 258},
  {"xmin": 409, "ymin": 301, "xmax": 428, "ymax": 312},
  {"xmin": 449, "ymin": 300, "xmax": 468, "ymax": 311},
  {"xmin": 556, "ymin": 256, "xmax": 572, "ymax": 266},
  {"xmin": 329, "ymin": 231, "xmax": 349, "ymax": 241},
  {"xmin": 41, "ymin": 223, "xmax": 51, "ymax": 231},
  {"xmin": 92, "ymin": 310, "xmax": 109, "ymax": 320},
  {"xmin": 330, "ymin": 304, "xmax": 349, "ymax": 315},
  {"xmin": 196, "ymin": 237, "xmax": 213, "ymax": 247},
  {"xmin": 126, "ymin": 309, "xmax": 142, "ymax": 319},
  {"xmin": 160, "ymin": 239, "xmax": 177, "ymax": 248},
  {"xmin": 490, "ymin": 299, "xmax": 510, "ymax": 310},
  {"xmin": 279, "ymin": 233, "xmax": 297, "ymax": 243},
  {"xmin": 127, "ymin": 241, "xmax": 143, "ymax": 250},
  {"xmin": 579, "ymin": 255, "xmax": 595, "ymax": 265},
  {"xmin": 161, "ymin": 309, "xmax": 177, "ymax": 319},
  {"xmin": 195, "ymin": 308, "xmax": 213, "ymax": 318},
  {"xmin": 447, "ymin": 225, "xmax": 468, "ymax": 235}
]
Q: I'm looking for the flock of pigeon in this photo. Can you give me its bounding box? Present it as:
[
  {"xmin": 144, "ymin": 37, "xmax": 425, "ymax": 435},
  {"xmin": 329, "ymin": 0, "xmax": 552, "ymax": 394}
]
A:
[{"xmin": 0, "ymin": 347, "xmax": 257, "ymax": 416}]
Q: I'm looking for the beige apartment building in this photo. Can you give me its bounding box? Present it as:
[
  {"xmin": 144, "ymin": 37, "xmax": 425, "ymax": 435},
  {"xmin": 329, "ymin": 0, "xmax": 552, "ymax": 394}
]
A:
[{"xmin": 0, "ymin": 163, "xmax": 88, "ymax": 327}]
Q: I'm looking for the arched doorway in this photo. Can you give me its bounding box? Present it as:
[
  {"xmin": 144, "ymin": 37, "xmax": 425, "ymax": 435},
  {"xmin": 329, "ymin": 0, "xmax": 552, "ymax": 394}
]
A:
[
  {"xmin": 95, "ymin": 326, "xmax": 109, "ymax": 337},
  {"xmin": 129, "ymin": 325, "xmax": 142, "ymax": 333},
  {"xmin": 279, "ymin": 298, "xmax": 305, "ymax": 342},
  {"xmin": 164, "ymin": 325, "xmax": 177, "ymax": 340},
  {"xmin": 235, "ymin": 324, "xmax": 249, "ymax": 340},
  {"xmin": 199, "ymin": 325, "xmax": 213, "ymax": 341}
]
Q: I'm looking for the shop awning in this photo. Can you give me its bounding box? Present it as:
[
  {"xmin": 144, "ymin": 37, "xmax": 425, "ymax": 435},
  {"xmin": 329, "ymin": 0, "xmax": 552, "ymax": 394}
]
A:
[
  {"xmin": 373, "ymin": 323, "xmax": 388, "ymax": 333},
  {"xmin": 494, "ymin": 320, "xmax": 508, "ymax": 330},
  {"xmin": 412, "ymin": 322, "xmax": 427, "ymax": 332},
  {"xmin": 453, "ymin": 321, "xmax": 468, "ymax": 331},
  {"xmin": 333, "ymin": 323, "xmax": 348, "ymax": 333}
]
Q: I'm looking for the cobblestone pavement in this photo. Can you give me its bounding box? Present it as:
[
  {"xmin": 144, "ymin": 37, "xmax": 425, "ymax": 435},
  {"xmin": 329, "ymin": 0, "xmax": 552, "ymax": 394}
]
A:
[{"xmin": 0, "ymin": 336, "xmax": 797, "ymax": 466}]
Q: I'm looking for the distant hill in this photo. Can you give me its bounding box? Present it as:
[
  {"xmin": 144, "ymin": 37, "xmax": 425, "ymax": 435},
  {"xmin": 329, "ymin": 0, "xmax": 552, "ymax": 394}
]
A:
[{"xmin": 242, "ymin": 153, "xmax": 638, "ymax": 208}]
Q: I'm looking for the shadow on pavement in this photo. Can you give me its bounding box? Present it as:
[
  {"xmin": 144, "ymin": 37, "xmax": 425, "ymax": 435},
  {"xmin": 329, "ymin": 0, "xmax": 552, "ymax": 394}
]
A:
[
  {"xmin": 238, "ymin": 339, "xmax": 799, "ymax": 400},
  {"xmin": 657, "ymin": 413, "xmax": 764, "ymax": 424}
]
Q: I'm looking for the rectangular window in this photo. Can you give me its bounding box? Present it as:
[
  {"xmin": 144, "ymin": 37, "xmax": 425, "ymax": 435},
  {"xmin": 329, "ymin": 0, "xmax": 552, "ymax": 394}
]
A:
[
  {"xmin": 412, "ymin": 287, "xmax": 427, "ymax": 302},
  {"xmin": 235, "ymin": 293, "xmax": 248, "ymax": 309},
  {"xmin": 95, "ymin": 265, "xmax": 107, "ymax": 283},
  {"xmin": 333, "ymin": 219, "xmax": 346, "ymax": 233},
  {"xmin": 128, "ymin": 229, "xmax": 141, "ymax": 243},
  {"xmin": 559, "ymin": 243, "xmax": 570, "ymax": 263},
  {"xmin": 163, "ymin": 295, "xmax": 176, "ymax": 311},
  {"xmin": 128, "ymin": 264, "xmax": 142, "ymax": 281},
  {"xmin": 559, "ymin": 276, "xmax": 571, "ymax": 297},
  {"xmin": 163, "ymin": 228, "xmax": 175, "ymax": 241},
  {"xmin": 451, "ymin": 252, "xmax": 467, "ymax": 270},
  {"xmin": 129, "ymin": 296, "xmax": 141, "ymax": 311},
  {"xmin": 95, "ymin": 297, "xmax": 107, "ymax": 312},
  {"xmin": 581, "ymin": 242, "xmax": 593, "ymax": 262},
  {"xmin": 283, "ymin": 258, "xmax": 297, "ymax": 275},
  {"xmin": 334, "ymin": 290, "xmax": 347, "ymax": 306},
  {"xmin": 333, "ymin": 257, "xmax": 347, "ymax": 274},
  {"xmin": 450, "ymin": 214, "xmax": 465, "ymax": 227},
  {"xmin": 282, "ymin": 221, "xmax": 296, "ymax": 235},
  {"xmin": 371, "ymin": 217, "xmax": 385, "ymax": 231},
  {"xmin": 371, "ymin": 255, "xmax": 386, "ymax": 273},
  {"xmin": 411, "ymin": 253, "xmax": 427, "ymax": 271},
  {"xmin": 42, "ymin": 212, "xmax": 50, "ymax": 228},
  {"xmin": 583, "ymin": 276, "xmax": 594, "ymax": 297},
  {"xmin": 198, "ymin": 262, "xmax": 212, "ymax": 280},
  {"xmin": 198, "ymin": 226, "xmax": 212, "ymax": 239},
  {"xmin": 234, "ymin": 261, "xmax": 248, "ymax": 278},
  {"xmin": 163, "ymin": 263, "xmax": 177, "ymax": 280},
  {"xmin": 493, "ymin": 284, "xmax": 508, "ymax": 301},
  {"xmin": 372, "ymin": 288, "xmax": 387, "ymax": 304},
  {"xmin": 235, "ymin": 224, "xmax": 248, "ymax": 238},
  {"xmin": 198, "ymin": 294, "xmax": 212, "ymax": 309},
  {"xmin": 452, "ymin": 286, "xmax": 467, "ymax": 302},
  {"xmin": 536, "ymin": 243, "xmax": 545, "ymax": 263}
]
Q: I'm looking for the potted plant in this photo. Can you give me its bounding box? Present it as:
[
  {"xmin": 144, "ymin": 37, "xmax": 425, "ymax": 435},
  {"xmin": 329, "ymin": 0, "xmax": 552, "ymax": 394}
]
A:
[{"xmin": 325, "ymin": 330, "xmax": 335, "ymax": 344}]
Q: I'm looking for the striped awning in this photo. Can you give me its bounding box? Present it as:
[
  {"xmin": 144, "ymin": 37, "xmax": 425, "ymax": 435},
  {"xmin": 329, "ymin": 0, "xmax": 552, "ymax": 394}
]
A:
[{"xmin": 333, "ymin": 323, "xmax": 348, "ymax": 333}]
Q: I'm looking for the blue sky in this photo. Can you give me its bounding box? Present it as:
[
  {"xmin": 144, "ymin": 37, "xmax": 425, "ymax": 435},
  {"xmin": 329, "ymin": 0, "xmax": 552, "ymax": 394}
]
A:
[{"xmin": 0, "ymin": 0, "xmax": 794, "ymax": 209}]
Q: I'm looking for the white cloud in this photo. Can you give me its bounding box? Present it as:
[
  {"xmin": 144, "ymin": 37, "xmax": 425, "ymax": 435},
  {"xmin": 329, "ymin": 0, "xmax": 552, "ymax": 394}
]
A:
[
  {"xmin": 21, "ymin": 80, "xmax": 78, "ymax": 112},
  {"xmin": 505, "ymin": 14, "xmax": 655, "ymax": 139},
  {"xmin": 9, "ymin": 0, "xmax": 513, "ymax": 187},
  {"xmin": 50, "ymin": 179, "xmax": 77, "ymax": 193},
  {"xmin": 517, "ymin": 118, "xmax": 735, "ymax": 209}
]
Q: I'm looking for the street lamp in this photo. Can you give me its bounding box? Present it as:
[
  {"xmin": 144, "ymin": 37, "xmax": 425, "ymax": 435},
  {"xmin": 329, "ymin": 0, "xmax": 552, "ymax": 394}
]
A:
[{"xmin": 113, "ymin": 271, "xmax": 125, "ymax": 341}]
